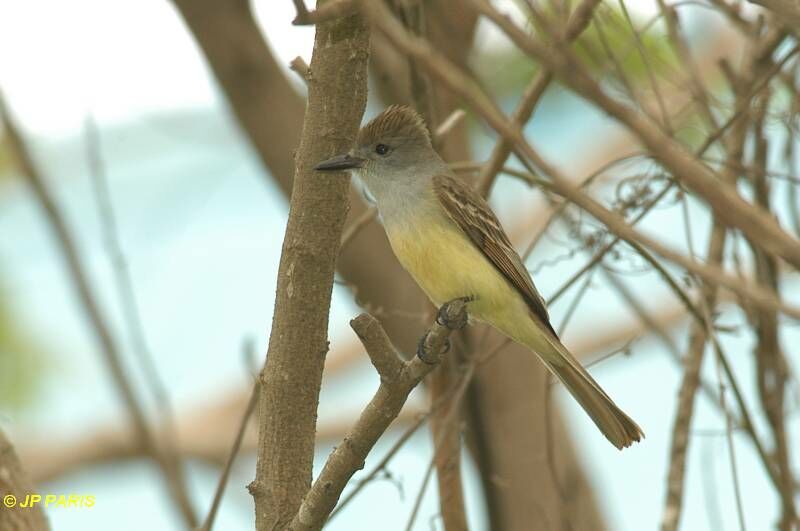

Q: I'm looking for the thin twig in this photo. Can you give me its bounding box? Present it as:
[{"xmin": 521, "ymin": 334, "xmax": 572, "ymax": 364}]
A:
[
  {"xmin": 0, "ymin": 94, "xmax": 198, "ymax": 527},
  {"xmin": 403, "ymin": 454, "xmax": 436, "ymax": 531},
  {"xmin": 359, "ymin": 0, "xmax": 800, "ymax": 320},
  {"xmin": 475, "ymin": 0, "xmax": 602, "ymax": 197},
  {"xmin": 710, "ymin": 316, "xmax": 747, "ymax": 531},
  {"xmin": 340, "ymin": 207, "xmax": 377, "ymax": 251},
  {"xmin": 289, "ymin": 56, "xmax": 310, "ymax": 83},
  {"xmin": 616, "ymin": 0, "xmax": 673, "ymax": 133},
  {"xmin": 655, "ymin": 0, "xmax": 719, "ymax": 130},
  {"xmin": 84, "ymin": 116, "xmax": 190, "ymax": 523},
  {"xmin": 434, "ymin": 109, "xmax": 466, "ymax": 141},
  {"xmin": 468, "ymin": 0, "xmax": 800, "ymax": 271},
  {"xmin": 199, "ymin": 382, "xmax": 259, "ymax": 531},
  {"xmin": 660, "ymin": 224, "xmax": 727, "ymax": 531},
  {"xmin": 747, "ymin": 89, "xmax": 797, "ymax": 529},
  {"xmin": 292, "ymin": 0, "xmax": 355, "ymax": 26}
]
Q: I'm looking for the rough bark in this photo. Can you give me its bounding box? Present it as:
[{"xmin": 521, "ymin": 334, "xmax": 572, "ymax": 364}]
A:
[
  {"xmin": 0, "ymin": 429, "xmax": 49, "ymax": 531},
  {"xmin": 248, "ymin": 10, "xmax": 370, "ymax": 531}
]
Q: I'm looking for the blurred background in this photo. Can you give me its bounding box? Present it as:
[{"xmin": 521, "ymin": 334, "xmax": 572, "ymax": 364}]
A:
[{"xmin": 1, "ymin": 0, "xmax": 798, "ymax": 529}]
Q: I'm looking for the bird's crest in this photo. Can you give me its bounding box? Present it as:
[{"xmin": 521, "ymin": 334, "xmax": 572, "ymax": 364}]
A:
[{"xmin": 357, "ymin": 105, "xmax": 431, "ymax": 147}]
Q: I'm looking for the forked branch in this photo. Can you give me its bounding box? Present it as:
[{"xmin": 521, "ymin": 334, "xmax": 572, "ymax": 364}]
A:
[{"xmin": 289, "ymin": 299, "xmax": 469, "ymax": 531}]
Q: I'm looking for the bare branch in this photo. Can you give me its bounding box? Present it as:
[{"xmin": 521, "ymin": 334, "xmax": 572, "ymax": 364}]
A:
[
  {"xmin": 0, "ymin": 94, "xmax": 197, "ymax": 527},
  {"xmin": 661, "ymin": 224, "xmax": 727, "ymax": 531},
  {"xmin": 476, "ymin": 0, "xmax": 602, "ymax": 197},
  {"xmin": 293, "ymin": 0, "xmax": 356, "ymax": 26},
  {"xmin": 199, "ymin": 382, "xmax": 259, "ymax": 531},
  {"xmin": 357, "ymin": 0, "xmax": 800, "ymax": 320},
  {"xmin": 434, "ymin": 109, "xmax": 466, "ymax": 141},
  {"xmin": 404, "ymin": 455, "xmax": 437, "ymax": 531},
  {"xmin": 350, "ymin": 312, "xmax": 405, "ymax": 381},
  {"xmin": 749, "ymin": 0, "xmax": 800, "ymax": 28},
  {"xmin": 328, "ymin": 412, "xmax": 429, "ymax": 521},
  {"xmin": 289, "ymin": 300, "xmax": 468, "ymax": 531},
  {"xmin": 428, "ymin": 355, "xmax": 468, "ymax": 531},
  {"xmin": 747, "ymin": 88, "xmax": 797, "ymax": 529},
  {"xmin": 289, "ymin": 56, "xmax": 310, "ymax": 83},
  {"xmin": 340, "ymin": 207, "xmax": 377, "ymax": 252},
  {"xmin": 83, "ymin": 115, "xmax": 190, "ymax": 526},
  {"xmin": 469, "ymin": 0, "xmax": 800, "ymax": 271}
]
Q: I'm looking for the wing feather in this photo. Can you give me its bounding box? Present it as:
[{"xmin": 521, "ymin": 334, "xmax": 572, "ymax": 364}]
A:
[{"xmin": 433, "ymin": 173, "xmax": 558, "ymax": 337}]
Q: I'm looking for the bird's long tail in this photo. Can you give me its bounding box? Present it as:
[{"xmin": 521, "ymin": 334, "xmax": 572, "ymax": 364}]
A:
[{"xmin": 532, "ymin": 332, "xmax": 644, "ymax": 449}]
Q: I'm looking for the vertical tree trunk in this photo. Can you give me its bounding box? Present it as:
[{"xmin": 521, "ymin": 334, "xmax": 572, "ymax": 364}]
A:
[{"xmin": 248, "ymin": 10, "xmax": 370, "ymax": 531}]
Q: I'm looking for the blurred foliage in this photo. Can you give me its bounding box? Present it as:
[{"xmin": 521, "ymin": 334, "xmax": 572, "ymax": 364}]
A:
[
  {"xmin": 472, "ymin": 1, "xmax": 679, "ymax": 100},
  {"xmin": 0, "ymin": 131, "xmax": 40, "ymax": 409},
  {"xmin": 0, "ymin": 278, "xmax": 47, "ymax": 410},
  {"xmin": 0, "ymin": 131, "xmax": 12, "ymax": 180}
]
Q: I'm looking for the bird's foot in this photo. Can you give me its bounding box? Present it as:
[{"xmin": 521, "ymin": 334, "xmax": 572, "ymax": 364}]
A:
[
  {"xmin": 416, "ymin": 297, "xmax": 471, "ymax": 364},
  {"xmin": 417, "ymin": 332, "xmax": 450, "ymax": 365},
  {"xmin": 436, "ymin": 296, "xmax": 474, "ymax": 330}
]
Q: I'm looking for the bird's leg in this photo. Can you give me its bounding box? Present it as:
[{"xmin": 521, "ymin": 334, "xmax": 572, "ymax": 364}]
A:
[
  {"xmin": 436, "ymin": 295, "xmax": 474, "ymax": 330},
  {"xmin": 417, "ymin": 296, "xmax": 473, "ymax": 364}
]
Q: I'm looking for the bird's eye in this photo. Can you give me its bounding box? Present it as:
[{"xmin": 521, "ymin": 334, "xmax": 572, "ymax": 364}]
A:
[{"xmin": 375, "ymin": 143, "xmax": 390, "ymax": 155}]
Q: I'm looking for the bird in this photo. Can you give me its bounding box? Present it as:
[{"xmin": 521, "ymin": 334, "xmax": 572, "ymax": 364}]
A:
[{"xmin": 315, "ymin": 105, "xmax": 643, "ymax": 449}]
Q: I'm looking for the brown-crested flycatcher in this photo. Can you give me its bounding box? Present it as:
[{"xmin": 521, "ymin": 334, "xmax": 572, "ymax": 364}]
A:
[{"xmin": 316, "ymin": 105, "xmax": 643, "ymax": 449}]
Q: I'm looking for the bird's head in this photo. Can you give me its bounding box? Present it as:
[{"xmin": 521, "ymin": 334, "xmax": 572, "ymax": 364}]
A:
[{"xmin": 315, "ymin": 105, "xmax": 438, "ymax": 182}]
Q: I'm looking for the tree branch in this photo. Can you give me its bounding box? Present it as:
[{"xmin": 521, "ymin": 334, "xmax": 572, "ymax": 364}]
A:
[
  {"xmin": 747, "ymin": 88, "xmax": 797, "ymax": 530},
  {"xmin": 475, "ymin": 0, "xmax": 602, "ymax": 197},
  {"xmin": 356, "ymin": 0, "xmax": 800, "ymax": 321},
  {"xmin": 289, "ymin": 300, "xmax": 469, "ymax": 531},
  {"xmin": 469, "ymin": 0, "xmax": 800, "ymax": 272},
  {"xmin": 749, "ymin": 0, "xmax": 800, "ymax": 29},
  {"xmin": 199, "ymin": 381, "xmax": 259, "ymax": 531},
  {"xmin": 428, "ymin": 349, "xmax": 468, "ymax": 531},
  {"xmin": 0, "ymin": 94, "xmax": 197, "ymax": 528},
  {"xmin": 292, "ymin": 0, "xmax": 356, "ymax": 26},
  {"xmin": 248, "ymin": 9, "xmax": 370, "ymax": 530}
]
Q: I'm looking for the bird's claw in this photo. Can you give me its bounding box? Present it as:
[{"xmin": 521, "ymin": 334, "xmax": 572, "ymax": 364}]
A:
[
  {"xmin": 436, "ymin": 296, "xmax": 473, "ymax": 330},
  {"xmin": 417, "ymin": 331, "xmax": 450, "ymax": 364},
  {"xmin": 416, "ymin": 297, "xmax": 470, "ymax": 364}
]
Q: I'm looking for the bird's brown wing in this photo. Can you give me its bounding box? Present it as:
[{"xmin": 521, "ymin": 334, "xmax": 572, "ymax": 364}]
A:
[{"xmin": 433, "ymin": 173, "xmax": 558, "ymax": 337}]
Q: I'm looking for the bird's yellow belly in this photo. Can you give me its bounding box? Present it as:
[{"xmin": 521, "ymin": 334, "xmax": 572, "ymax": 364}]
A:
[{"xmin": 386, "ymin": 220, "xmax": 528, "ymax": 329}]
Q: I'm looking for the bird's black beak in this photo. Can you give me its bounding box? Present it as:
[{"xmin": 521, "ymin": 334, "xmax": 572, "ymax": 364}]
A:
[{"xmin": 314, "ymin": 153, "xmax": 365, "ymax": 172}]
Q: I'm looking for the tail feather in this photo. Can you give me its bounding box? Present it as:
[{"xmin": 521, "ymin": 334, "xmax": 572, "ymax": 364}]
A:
[{"xmin": 537, "ymin": 335, "xmax": 644, "ymax": 449}]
